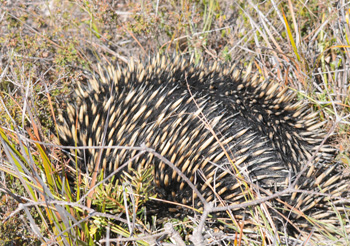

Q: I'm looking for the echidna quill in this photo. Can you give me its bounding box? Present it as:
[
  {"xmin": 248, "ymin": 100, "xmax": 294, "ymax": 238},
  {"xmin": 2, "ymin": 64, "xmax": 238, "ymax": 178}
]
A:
[{"xmin": 58, "ymin": 55, "xmax": 348, "ymax": 240}]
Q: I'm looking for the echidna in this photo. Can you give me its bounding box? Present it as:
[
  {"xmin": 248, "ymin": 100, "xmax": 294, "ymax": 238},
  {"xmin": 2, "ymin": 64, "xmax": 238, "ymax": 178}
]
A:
[{"xmin": 58, "ymin": 54, "xmax": 348, "ymax": 240}]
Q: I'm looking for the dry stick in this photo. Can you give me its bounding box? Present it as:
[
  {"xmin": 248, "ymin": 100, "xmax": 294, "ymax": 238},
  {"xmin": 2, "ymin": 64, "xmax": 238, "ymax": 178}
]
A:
[
  {"xmin": 142, "ymin": 145, "xmax": 206, "ymax": 206},
  {"xmin": 210, "ymin": 172, "xmax": 348, "ymax": 213},
  {"xmin": 99, "ymin": 223, "xmax": 186, "ymax": 245},
  {"xmin": 122, "ymin": 182, "xmax": 136, "ymax": 238},
  {"xmin": 99, "ymin": 222, "xmax": 185, "ymax": 245},
  {"xmin": 190, "ymin": 202, "xmax": 213, "ymax": 246},
  {"xmin": 163, "ymin": 222, "xmax": 186, "ymax": 246},
  {"xmin": 210, "ymin": 187, "xmax": 294, "ymax": 213}
]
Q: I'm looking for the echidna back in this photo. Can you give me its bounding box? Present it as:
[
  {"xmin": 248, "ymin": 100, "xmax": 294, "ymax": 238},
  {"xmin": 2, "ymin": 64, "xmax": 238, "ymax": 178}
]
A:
[{"xmin": 58, "ymin": 55, "xmax": 333, "ymax": 207}]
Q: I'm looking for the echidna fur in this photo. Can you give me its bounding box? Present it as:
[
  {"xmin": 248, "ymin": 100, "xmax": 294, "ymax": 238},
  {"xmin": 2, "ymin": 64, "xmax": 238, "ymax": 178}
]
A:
[{"xmin": 58, "ymin": 54, "xmax": 349, "ymax": 239}]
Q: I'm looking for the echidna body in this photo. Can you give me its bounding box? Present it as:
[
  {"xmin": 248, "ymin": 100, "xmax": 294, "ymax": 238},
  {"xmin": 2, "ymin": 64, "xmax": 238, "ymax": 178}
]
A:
[{"xmin": 58, "ymin": 55, "xmax": 347, "ymax": 238}]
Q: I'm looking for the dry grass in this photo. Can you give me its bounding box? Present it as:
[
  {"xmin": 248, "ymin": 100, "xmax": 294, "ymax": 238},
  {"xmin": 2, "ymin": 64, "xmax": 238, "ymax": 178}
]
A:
[{"xmin": 0, "ymin": 0, "xmax": 349, "ymax": 245}]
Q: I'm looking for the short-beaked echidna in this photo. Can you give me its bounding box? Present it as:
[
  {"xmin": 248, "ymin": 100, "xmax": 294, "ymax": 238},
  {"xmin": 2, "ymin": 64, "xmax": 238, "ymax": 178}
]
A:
[{"xmin": 58, "ymin": 55, "xmax": 348, "ymax": 239}]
